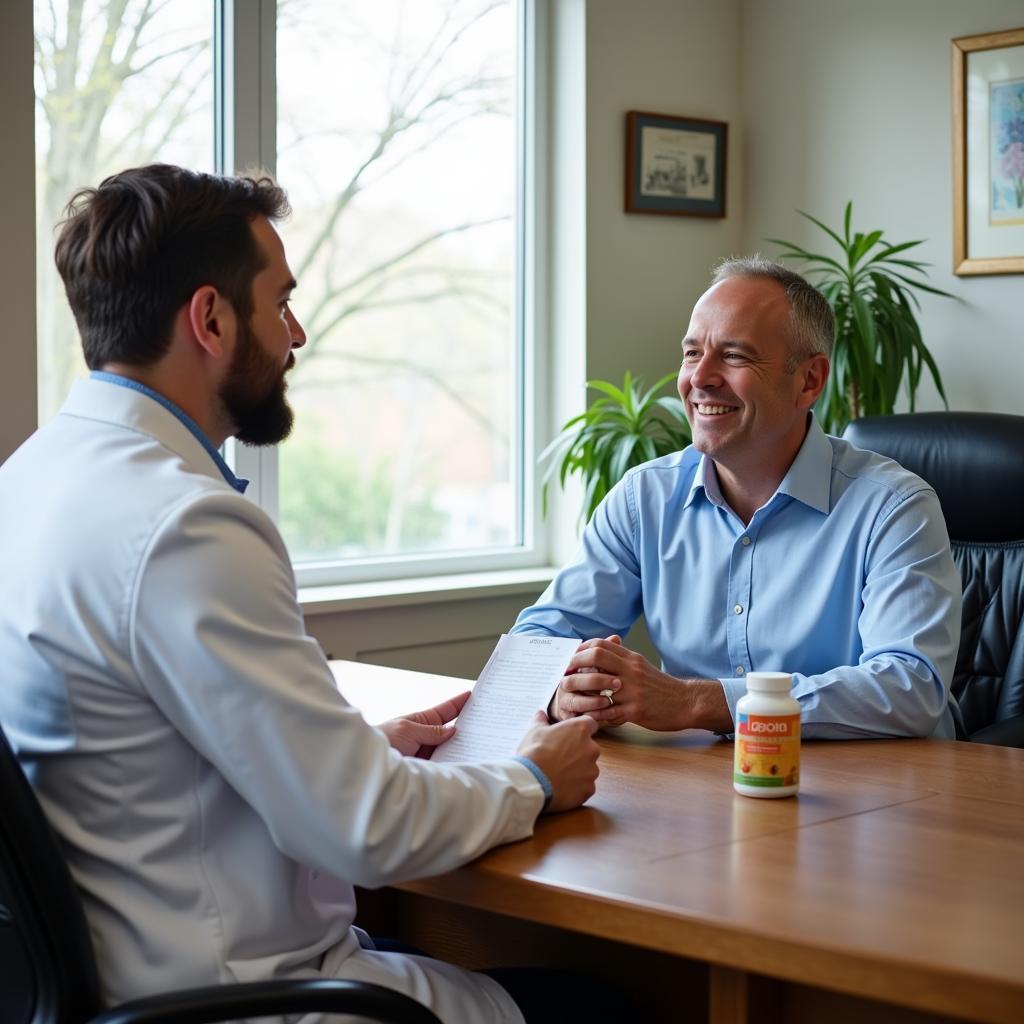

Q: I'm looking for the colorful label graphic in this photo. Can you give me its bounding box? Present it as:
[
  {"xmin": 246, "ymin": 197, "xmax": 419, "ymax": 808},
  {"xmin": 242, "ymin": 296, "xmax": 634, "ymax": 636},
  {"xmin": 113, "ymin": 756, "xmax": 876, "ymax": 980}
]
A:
[{"xmin": 734, "ymin": 712, "xmax": 800, "ymax": 787}]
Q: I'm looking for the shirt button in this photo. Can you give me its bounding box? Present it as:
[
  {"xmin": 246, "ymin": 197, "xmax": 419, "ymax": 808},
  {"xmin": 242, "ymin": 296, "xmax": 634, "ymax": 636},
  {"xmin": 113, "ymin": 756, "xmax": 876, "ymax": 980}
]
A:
[
  {"xmin": 733, "ymin": 604, "xmax": 743, "ymax": 614},
  {"xmin": 736, "ymin": 666, "xmax": 745, "ymax": 675},
  {"xmin": 741, "ymin": 536, "xmax": 751, "ymax": 546}
]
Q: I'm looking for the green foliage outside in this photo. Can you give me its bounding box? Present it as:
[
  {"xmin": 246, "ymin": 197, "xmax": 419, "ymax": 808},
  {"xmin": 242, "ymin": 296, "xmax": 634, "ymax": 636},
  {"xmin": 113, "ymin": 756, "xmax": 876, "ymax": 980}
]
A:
[{"xmin": 279, "ymin": 427, "xmax": 446, "ymax": 559}]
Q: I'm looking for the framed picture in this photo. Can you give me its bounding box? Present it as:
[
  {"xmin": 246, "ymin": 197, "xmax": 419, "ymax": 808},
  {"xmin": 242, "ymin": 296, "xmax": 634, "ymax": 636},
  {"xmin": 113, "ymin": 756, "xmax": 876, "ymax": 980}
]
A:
[
  {"xmin": 625, "ymin": 111, "xmax": 728, "ymax": 218},
  {"xmin": 952, "ymin": 27, "xmax": 1024, "ymax": 275}
]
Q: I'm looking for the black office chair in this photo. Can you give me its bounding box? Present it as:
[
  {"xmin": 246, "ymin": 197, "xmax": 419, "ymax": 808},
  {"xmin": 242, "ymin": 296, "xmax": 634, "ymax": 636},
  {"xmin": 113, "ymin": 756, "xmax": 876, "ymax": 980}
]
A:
[
  {"xmin": 0, "ymin": 727, "xmax": 442, "ymax": 1024},
  {"xmin": 843, "ymin": 411, "xmax": 1024, "ymax": 747}
]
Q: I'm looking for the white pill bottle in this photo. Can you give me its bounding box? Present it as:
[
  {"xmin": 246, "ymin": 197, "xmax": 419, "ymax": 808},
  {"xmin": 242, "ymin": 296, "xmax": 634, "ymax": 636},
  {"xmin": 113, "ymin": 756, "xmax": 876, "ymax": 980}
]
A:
[{"xmin": 733, "ymin": 672, "xmax": 800, "ymax": 798}]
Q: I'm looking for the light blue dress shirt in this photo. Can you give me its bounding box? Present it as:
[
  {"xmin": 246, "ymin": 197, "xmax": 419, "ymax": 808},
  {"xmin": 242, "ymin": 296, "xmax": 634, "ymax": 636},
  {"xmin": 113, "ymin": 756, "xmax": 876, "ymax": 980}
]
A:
[{"xmin": 513, "ymin": 416, "xmax": 962, "ymax": 739}]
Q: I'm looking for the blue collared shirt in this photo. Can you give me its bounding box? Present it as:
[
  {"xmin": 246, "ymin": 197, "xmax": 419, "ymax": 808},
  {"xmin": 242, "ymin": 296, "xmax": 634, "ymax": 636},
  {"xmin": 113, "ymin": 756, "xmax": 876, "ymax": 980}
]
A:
[
  {"xmin": 90, "ymin": 371, "xmax": 249, "ymax": 494},
  {"xmin": 513, "ymin": 416, "xmax": 962, "ymax": 739}
]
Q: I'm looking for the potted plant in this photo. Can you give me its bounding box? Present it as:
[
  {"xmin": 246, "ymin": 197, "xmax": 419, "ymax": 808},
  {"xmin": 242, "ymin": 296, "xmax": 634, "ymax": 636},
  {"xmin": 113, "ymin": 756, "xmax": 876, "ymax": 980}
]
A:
[
  {"xmin": 769, "ymin": 202, "xmax": 953, "ymax": 434},
  {"xmin": 540, "ymin": 372, "xmax": 691, "ymax": 525}
]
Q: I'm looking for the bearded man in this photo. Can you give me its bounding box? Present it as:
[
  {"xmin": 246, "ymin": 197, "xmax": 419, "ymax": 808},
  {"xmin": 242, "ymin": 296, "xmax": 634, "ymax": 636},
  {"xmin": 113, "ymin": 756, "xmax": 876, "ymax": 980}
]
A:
[{"xmin": 0, "ymin": 164, "xmax": 612, "ymax": 1024}]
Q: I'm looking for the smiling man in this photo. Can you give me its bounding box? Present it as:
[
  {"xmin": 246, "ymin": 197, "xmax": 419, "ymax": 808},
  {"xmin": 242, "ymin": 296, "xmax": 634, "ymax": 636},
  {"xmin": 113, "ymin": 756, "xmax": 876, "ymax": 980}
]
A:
[{"xmin": 513, "ymin": 256, "xmax": 963, "ymax": 740}]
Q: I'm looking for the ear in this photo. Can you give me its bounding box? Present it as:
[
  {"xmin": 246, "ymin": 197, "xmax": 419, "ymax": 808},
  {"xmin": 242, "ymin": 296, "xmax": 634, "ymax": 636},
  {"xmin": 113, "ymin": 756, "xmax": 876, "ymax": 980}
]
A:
[
  {"xmin": 187, "ymin": 286, "xmax": 235, "ymax": 360},
  {"xmin": 797, "ymin": 354, "xmax": 829, "ymax": 409}
]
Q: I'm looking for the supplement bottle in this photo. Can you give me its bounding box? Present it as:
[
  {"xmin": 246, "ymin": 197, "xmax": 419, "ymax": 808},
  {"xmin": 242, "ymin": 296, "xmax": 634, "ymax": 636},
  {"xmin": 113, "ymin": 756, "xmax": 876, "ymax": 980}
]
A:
[{"xmin": 733, "ymin": 672, "xmax": 800, "ymax": 798}]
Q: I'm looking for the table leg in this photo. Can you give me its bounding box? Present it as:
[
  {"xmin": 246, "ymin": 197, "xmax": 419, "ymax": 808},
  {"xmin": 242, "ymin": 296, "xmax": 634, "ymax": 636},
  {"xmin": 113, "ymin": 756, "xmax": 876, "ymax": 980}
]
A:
[{"xmin": 709, "ymin": 965, "xmax": 782, "ymax": 1024}]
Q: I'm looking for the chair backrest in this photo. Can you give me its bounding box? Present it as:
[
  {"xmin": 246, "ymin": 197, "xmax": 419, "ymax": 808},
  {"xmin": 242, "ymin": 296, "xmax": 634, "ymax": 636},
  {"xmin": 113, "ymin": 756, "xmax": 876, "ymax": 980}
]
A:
[
  {"xmin": 842, "ymin": 412, "xmax": 1024, "ymax": 740},
  {"xmin": 0, "ymin": 726, "xmax": 104, "ymax": 1024}
]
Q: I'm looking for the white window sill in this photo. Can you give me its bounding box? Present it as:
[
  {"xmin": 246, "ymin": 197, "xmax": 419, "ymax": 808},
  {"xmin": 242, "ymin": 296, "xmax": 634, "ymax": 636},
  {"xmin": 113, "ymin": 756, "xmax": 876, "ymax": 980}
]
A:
[{"xmin": 298, "ymin": 566, "xmax": 558, "ymax": 616}]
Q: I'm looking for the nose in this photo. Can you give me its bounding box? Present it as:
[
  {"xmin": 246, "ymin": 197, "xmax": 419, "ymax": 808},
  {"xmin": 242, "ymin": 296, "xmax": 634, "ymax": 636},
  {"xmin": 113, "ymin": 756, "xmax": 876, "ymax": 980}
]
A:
[
  {"xmin": 688, "ymin": 351, "xmax": 722, "ymax": 390},
  {"xmin": 286, "ymin": 306, "xmax": 306, "ymax": 349}
]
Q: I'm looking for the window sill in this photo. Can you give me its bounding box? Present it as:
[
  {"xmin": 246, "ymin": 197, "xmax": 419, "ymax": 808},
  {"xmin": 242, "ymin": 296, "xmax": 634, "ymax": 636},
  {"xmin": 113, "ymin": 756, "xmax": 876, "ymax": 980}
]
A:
[{"xmin": 298, "ymin": 566, "xmax": 557, "ymax": 616}]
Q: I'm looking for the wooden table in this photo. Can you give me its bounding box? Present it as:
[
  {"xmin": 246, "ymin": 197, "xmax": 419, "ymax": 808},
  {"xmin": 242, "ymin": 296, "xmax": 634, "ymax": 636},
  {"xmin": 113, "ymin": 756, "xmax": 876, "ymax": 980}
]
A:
[{"xmin": 331, "ymin": 660, "xmax": 1024, "ymax": 1024}]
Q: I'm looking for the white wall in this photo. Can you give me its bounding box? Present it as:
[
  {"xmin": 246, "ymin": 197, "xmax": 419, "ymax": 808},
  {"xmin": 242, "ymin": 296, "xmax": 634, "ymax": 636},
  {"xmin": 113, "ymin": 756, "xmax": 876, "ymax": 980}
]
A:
[
  {"xmin": 583, "ymin": 0, "xmax": 743, "ymax": 392},
  {"xmin": 0, "ymin": 1, "xmax": 37, "ymax": 463},
  {"xmin": 741, "ymin": 0, "xmax": 1024, "ymax": 416},
  {"xmin": 303, "ymin": 584, "xmax": 546, "ymax": 678}
]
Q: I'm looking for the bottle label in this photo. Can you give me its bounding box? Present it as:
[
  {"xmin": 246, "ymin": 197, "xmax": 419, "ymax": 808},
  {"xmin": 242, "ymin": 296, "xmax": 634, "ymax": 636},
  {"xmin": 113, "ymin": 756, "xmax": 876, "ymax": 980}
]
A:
[{"xmin": 734, "ymin": 712, "xmax": 800, "ymax": 787}]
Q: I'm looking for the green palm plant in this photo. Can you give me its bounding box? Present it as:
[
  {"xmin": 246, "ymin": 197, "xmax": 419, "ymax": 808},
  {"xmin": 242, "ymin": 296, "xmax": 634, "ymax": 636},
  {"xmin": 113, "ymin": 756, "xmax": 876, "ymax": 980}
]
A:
[
  {"xmin": 540, "ymin": 372, "xmax": 691, "ymax": 525},
  {"xmin": 769, "ymin": 202, "xmax": 953, "ymax": 434}
]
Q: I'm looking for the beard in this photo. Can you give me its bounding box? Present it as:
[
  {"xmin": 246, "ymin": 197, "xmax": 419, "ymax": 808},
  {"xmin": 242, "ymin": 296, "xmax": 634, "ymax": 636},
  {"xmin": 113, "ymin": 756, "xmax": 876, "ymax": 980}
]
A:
[{"xmin": 219, "ymin": 318, "xmax": 295, "ymax": 446}]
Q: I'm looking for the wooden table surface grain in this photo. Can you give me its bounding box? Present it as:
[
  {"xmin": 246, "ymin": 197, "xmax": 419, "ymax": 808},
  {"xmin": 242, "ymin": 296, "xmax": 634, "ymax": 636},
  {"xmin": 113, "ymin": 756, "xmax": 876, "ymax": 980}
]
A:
[{"xmin": 331, "ymin": 659, "xmax": 1024, "ymax": 1024}]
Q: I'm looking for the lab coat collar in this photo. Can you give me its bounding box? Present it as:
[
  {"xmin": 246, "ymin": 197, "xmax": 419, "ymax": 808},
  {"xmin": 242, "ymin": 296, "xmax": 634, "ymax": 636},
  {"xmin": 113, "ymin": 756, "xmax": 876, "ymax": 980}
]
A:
[{"xmin": 64, "ymin": 376, "xmax": 249, "ymax": 494}]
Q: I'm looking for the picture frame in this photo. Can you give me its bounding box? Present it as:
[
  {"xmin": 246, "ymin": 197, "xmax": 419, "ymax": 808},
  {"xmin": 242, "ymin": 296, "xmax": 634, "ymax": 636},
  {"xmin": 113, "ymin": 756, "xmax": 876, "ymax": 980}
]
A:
[
  {"xmin": 624, "ymin": 111, "xmax": 728, "ymax": 218},
  {"xmin": 952, "ymin": 27, "xmax": 1024, "ymax": 275}
]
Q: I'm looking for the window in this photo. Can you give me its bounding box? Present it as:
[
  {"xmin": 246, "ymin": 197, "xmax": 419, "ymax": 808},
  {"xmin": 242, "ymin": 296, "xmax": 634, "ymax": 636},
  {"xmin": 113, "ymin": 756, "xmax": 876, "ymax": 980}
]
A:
[
  {"xmin": 276, "ymin": 0, "xmax": 525, "ymax": 581},
  {"xmin": 33, "ymin": 0, "xmax": 540, "ymax": 587},
  {"xmin": 33, "ymin": 0, "xmax": 214, "ymax": 425}
]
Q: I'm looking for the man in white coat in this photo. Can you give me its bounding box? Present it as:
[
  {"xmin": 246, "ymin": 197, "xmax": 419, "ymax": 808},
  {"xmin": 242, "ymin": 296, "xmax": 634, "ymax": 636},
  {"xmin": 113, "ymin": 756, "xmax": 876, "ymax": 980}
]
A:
[{"xmin": 0, "ymin": 165, "xmax": 611, "ymax": 1023}]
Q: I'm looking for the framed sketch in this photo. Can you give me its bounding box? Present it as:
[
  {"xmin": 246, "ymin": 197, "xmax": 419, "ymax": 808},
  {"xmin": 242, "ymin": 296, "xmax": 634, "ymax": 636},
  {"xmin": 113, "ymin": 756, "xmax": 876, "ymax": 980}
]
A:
[
  {"xmin": 625, "ymin": 111, "xmax": 728, "ymax": 218},
  {"xmin": 952, "ymin": 27, "xmax": 1024, "ymax": 275}
]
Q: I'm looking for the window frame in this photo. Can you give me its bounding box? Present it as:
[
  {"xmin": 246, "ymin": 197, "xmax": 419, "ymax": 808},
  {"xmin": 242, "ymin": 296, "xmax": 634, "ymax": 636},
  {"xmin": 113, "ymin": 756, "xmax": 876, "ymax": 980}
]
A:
[
  {"xmin": 217, "ymin": 0, "xmax": 548, "ymax": 587},
  {"xmin": 217, "ymin": 0, "xmax": 279, "ymax": 517}
]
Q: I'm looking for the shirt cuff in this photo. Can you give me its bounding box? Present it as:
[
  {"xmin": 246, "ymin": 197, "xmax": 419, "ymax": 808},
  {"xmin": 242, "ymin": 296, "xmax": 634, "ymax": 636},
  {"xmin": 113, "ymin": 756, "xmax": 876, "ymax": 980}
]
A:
[
  {"xmin": 716, "ymin": 677, "xmax": 744, "ymax": 737},
  {"xmin": 511, "ymin": 755, "xmax": 553, "ymax": 810}
]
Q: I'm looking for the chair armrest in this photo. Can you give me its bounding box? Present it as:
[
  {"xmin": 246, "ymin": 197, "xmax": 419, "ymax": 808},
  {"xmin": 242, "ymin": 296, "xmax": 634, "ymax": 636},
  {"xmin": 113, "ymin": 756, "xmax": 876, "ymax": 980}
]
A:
[
  {"xmin": 970, "ymin": 714, "xmax": 1024, "ymax": 749},
  {"xmin": 88, "ymin": 978, "xmax": 443, "ymax": 1024}
]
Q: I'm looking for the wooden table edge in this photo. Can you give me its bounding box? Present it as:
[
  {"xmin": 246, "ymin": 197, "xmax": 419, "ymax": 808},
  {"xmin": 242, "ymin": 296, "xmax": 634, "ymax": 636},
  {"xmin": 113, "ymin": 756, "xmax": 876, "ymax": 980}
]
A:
[{"xmin": 396, "ymin": 868, "xmax": 1023, "ymax": 1024}]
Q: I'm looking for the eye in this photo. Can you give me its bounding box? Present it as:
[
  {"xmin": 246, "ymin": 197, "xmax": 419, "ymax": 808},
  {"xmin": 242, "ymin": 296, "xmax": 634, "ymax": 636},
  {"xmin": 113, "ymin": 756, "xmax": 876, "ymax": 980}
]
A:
[{"xmin": 681, "ymin": 348, "xmax": 700, "ymax": 363}]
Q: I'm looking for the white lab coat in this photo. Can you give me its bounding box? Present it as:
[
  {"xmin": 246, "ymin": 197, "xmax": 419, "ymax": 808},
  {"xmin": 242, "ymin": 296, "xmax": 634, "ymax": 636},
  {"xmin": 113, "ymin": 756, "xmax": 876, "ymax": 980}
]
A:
[{"xmin": 0, "ymin": 378, "xmax": 537, "ymax": 1023}]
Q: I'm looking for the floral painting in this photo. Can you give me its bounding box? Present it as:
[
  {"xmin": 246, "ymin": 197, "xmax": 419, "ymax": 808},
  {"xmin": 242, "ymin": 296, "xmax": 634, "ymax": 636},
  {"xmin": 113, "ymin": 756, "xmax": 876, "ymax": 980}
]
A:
[{"xmin": 990, "ymin": 78, "xmax": 1024, "ymax": 224}]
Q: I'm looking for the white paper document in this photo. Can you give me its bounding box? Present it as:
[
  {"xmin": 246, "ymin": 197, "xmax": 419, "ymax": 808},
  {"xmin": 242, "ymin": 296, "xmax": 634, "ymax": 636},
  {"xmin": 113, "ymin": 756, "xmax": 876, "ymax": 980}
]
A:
[{"xmin": 431, "ymin": 634, "xmax": 580, "ymax": 764}]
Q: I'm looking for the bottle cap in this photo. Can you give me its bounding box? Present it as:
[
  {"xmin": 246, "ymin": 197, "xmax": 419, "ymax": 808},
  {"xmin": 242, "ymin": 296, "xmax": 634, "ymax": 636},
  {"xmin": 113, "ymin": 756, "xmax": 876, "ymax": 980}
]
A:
[{"xmin": 745, "ymin": 672, "xmax": 793, "ymax": 693}]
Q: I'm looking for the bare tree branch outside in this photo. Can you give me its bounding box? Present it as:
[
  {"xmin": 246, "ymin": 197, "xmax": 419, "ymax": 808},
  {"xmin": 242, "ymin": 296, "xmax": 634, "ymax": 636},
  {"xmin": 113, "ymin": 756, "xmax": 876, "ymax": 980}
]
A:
[
  {"xmin": 34, "ymin": 0, "xmax": 519, "ymax": 561},
  {"xmin": 275, "ymin": 0, "xmax": 518, "ymax": 561}
]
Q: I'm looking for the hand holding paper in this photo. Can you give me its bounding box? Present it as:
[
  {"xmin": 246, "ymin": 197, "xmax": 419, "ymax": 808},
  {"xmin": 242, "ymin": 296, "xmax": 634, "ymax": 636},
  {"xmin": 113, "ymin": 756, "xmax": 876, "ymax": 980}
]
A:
[
  {"xmin": 515, "ymin": 709, "xmax": 601, "ymax": 813},
  {"xmin": 380, "ymin": 690, "xmax": 471, "ymax": 758},
  {"xmin": 431, "ymin": 634, "xmax": 582, "ymax": 764},
  {"xmin": 428, "ymin": 634, "xmax": 601, "ymax": 812}
]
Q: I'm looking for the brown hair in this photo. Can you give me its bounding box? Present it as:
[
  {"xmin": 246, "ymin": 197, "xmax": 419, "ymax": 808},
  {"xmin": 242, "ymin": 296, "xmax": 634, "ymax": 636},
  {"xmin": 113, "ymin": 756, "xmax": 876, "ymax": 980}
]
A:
[
  {"xmin": 54, "ymin": 164, "xmax": 290, "ymax": 369},
  {"xmin": 711, "ymin": 255, "xmax": 835, "ymax": 368}
]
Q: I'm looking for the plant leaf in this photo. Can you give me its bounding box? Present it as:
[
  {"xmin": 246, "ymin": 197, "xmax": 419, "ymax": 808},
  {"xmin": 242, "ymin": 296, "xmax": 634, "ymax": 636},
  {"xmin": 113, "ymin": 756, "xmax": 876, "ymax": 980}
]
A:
[
  {"xmin": 768, "ymin": 239, "xmax": 848, "ymax": 276},
  {"xmin": 883, "ymin": 271, "xmax": 956, "ymax": 298},
  {"xmin": 849, "ymin": 229, "xmax": 884, "ymax": 269},
  {"xmin": 864, "ymin": 239, "xmax": 925, "ymax": 263},
  {"xmin": 768, "ymin": 202, "xmax": 951, "ymax": 434},
  {"xmin": 797, "ymin": 209, "xmax": 848, "ymax": 250},
  {"xmin": 586, "ymin": 378, "xmax": 629, "ymax": 406},
  {"xmin": 653, "ymin": 395, "xmax": 689, "ymax": 425}
]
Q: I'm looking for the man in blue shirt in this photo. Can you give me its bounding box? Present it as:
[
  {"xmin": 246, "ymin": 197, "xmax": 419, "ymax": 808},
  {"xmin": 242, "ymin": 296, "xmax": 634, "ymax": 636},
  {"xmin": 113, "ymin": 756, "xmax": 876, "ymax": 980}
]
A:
[{"xmin": 513, "ymin": 258, "xmax": 962, "ymax": 739}]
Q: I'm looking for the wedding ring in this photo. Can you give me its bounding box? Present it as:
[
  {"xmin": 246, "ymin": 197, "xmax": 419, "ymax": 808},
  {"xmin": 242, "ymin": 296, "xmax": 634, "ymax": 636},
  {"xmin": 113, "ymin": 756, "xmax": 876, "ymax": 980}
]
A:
[{"xmin": 600, "ymin": 688, "xmax": 615, "ymax": 707}]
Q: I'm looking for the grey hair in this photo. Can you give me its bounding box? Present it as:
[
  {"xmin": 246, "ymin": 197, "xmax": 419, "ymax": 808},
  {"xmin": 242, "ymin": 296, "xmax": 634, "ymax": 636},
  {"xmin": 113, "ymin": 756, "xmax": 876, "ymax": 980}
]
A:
[{"xmin": 711, "ymin": 255, "xmax": 835, "ymax": 369}]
